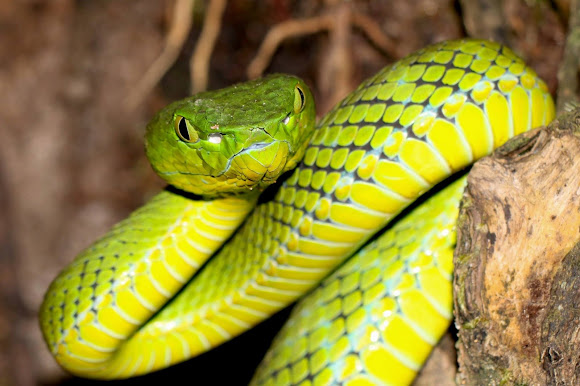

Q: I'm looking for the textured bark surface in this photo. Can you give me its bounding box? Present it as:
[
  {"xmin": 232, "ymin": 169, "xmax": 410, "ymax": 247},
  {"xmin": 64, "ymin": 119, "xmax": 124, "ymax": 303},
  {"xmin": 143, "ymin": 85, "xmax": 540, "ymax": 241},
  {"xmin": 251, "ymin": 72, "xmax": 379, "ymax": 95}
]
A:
[{"xmin": 454, "ymin": 110, "xmax": 580, "ymax": 385}]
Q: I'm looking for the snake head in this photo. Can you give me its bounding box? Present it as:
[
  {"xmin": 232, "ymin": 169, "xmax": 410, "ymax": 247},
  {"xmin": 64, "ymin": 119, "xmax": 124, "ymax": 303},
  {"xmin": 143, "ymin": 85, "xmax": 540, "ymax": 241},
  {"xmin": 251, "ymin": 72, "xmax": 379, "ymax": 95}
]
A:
[{"xmin": 145, "ymin": 74, "xmax": 316, "ymax": 198}]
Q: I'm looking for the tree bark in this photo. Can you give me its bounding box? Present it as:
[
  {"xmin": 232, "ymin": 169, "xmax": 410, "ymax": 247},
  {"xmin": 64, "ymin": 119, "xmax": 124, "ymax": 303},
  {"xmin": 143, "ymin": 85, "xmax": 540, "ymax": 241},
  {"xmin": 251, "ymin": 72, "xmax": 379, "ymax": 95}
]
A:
[{"xmin": 454, "ymin": 109, "xmax": 580, "ymax": 384}]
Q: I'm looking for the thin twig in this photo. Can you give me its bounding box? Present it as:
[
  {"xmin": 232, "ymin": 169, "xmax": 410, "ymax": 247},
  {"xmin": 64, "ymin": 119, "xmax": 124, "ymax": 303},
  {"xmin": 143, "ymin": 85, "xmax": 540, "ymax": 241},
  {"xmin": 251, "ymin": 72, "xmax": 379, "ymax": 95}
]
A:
[
  {"xmin": 351, "ymin": 11, "xmax": 396, "ymax": 56},
  {"xmin": 246, "ymin": 15, "xmax": 334, "ymax": 80},
  {"xmin": 318, "ymin": 3, "xmax": 352, "ymax": 112},
  {"xmin": 125, "ymin": 0, "xmax": 195, "ymax": 109},
  {"xmin": 458, "ymin": 0, "xmax": 508, "ymax": 43},
  {"xmin": 557, "ymin": 0, "xmax": 580, "ymax": 112},
  {"xmin": 190, "ymin": 0, "xmax": 227, "ymax": 93}
]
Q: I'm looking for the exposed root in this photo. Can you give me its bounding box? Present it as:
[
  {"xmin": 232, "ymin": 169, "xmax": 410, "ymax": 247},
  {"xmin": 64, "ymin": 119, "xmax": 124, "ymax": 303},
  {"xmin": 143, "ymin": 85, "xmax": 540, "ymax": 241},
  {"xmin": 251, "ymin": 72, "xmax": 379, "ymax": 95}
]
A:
[
  {"xmin": 190, "ymin": 0, "xmax": 227, "ymax": 93},
  {"xmin": 247, "ymin": 1, "xmax": 396, "ymax": 113},
  {"xmin": 246, "ymin": 14, "xmax": 334, "ymax": 80},
  {"xmin": 350, "ymin": 10, "xmax": 396, "ymax": 55},
  {"xmin": 318, "ymin": 2, "xmax": 352, "ymax": 111},
  {"xmin": 458, "ymin": 0, "xmax": 508, "ymax": 43},
  {"xmin": 125, "ymin": 0, "xmax": 195, "ymax": 109}
]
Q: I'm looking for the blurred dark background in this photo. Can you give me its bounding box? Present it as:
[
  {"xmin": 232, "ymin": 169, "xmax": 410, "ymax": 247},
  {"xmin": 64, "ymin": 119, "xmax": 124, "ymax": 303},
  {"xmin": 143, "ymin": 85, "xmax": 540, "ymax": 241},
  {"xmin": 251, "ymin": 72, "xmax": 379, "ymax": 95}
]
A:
[{"xmin": 0, "ymin": 0, "xmax": 566, "ymax": 385}]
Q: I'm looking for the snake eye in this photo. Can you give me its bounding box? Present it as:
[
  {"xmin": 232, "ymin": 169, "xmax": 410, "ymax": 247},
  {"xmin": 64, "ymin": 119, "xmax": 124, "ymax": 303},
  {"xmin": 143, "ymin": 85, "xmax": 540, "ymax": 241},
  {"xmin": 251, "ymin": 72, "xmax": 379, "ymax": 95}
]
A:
[
  {"xmin": 294, "ymin": 85, "xmax": 305, "ymax": 114},
  {"xmin": 174, "ymin": 116, "xmax": 199, "ymax": 143}
]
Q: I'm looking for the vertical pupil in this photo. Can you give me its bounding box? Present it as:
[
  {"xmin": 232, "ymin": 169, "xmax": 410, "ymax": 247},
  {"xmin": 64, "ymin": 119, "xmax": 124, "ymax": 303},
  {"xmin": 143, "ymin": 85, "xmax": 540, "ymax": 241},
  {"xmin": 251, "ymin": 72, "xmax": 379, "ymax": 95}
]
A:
[
  {"xmin": 178, "ymin": 118, "xmax": 190, "ymax": 141},
  {"xmin": 298, "ymin": 87, "xmax": 305, "ymax": 106}
]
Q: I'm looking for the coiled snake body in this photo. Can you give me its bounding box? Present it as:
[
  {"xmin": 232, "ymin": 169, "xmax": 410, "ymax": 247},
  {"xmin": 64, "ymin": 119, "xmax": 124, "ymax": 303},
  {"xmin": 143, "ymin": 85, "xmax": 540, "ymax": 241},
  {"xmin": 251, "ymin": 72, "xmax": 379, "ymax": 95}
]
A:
[{"xmin": 40, "ymin": 39, "xmax": 555, "ymax": 384}]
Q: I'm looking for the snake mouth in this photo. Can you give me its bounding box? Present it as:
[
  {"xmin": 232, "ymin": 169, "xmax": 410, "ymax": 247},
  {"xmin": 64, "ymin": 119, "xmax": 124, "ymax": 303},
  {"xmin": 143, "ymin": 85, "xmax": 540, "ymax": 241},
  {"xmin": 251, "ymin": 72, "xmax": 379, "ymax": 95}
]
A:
[
  {"xmin": 149, "ymin": 114, "xmax": 303, "ymax": 196},
  {"xmin": 221, "ymin": 139, "xmax": 292, "ymax": 181},
  {"xmin": 158, "ymin": 138, "xmax": 289, "ymax": 176}
]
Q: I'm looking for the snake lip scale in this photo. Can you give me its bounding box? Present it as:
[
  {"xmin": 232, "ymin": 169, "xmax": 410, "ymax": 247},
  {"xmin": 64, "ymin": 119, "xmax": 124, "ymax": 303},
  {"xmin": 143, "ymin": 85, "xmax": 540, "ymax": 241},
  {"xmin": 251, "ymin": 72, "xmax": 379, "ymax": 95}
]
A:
[
  {"xmin": 40, "ymin": 39, "xmax": 555, "ymax": 383},
  {"xmin": 157, "ymin": 138, "xmax": 291, "ymax": 184}
]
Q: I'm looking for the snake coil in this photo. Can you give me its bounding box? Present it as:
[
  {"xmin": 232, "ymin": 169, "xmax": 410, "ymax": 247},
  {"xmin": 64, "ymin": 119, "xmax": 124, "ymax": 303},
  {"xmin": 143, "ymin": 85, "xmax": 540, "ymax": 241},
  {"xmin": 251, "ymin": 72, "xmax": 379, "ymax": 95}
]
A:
[{"xmin": 40, "ymin": 39, "xmax": 554, "ymax": 384}]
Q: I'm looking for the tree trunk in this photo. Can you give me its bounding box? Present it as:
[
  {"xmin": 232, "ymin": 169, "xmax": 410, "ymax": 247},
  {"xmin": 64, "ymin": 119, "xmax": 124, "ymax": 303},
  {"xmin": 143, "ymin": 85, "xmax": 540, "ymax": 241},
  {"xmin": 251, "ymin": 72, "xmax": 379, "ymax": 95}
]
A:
[{"xmin": 454, "ymin": 109, "xmax": 580, "ymax": 385}]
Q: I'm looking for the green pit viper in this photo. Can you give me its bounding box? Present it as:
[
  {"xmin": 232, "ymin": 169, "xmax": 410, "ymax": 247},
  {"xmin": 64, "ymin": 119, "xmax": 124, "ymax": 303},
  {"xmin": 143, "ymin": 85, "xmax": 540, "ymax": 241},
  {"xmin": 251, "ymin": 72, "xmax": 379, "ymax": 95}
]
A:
[{"xmin": 40, "ymin": 39, "xmax": 555, "ymax": 385}]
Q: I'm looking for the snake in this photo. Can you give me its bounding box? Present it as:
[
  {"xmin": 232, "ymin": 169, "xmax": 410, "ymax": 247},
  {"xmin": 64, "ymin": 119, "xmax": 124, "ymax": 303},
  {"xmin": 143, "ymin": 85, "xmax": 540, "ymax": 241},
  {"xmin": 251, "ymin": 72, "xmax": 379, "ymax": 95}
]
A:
[{"xmin": 40, "ymin": 39, "xmax": 555, "ymax": 384}]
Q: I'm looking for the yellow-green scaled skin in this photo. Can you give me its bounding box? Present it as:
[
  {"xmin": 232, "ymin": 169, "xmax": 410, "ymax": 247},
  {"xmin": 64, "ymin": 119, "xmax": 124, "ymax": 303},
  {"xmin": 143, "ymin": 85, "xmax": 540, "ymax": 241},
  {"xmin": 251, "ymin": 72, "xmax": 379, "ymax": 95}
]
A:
[
  {"xmin": 252, "ymin": 177, "xmax": 466, "ymax": 385},
  {"xmin": 39, "ymin": 39, "xmax": 555, "ymax": 382},
  {"xmin": 250, "ymin": 40, "xmax": 554, "ymax": 385},
  {"xmin": 40, "ymin": 74, "xmax": 317, "ymax": 377}
]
